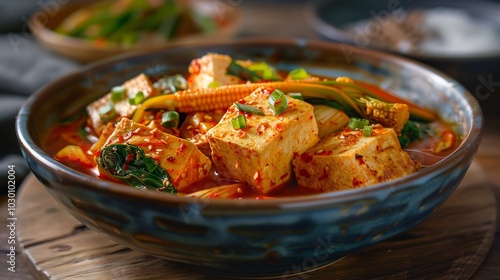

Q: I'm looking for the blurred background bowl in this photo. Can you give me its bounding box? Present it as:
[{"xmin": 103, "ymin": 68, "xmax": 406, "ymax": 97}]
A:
[
  {"xmin": 28, "ymin": 0, "xmax": 242, "ymax": 64},
  {"xmin": 16, "ymin": 39, "xmax": 482, "ymax": 277},
  {"xmin": 305, "ymin": 0, "xmax": 500, "ymax": 118}
]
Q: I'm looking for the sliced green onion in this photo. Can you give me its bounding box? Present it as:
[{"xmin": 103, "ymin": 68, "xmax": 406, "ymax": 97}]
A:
[
  {"xmin": 288, "ymin": 68, "xmax": 311, "ymax": 80},
  {"xmin": 232, "ymin": 115, "xmax": 247, "ymax": 129},
  {"xmin": 348, "ymin": 117, "xmax": 370, "ymax": 130},
  {"xmin": 234, "ymin": 102, "xmax": 264, "ymax": 116},
  {"xmin": 288, "ymin": 92, "xmax": 303, "ymax": 100},
  {"xmin": 248, "ymin": 62, "xmax": 281, "ymax": 81},
  {"xmin": 98, "ymin": 102, "xmax": 117, "ymax": 123},
  {"xmin": 161, "ymin": 111, "xmax": 180, "ymax": 128},
  {"xmin": 226, "ymin": 59, "xmax": 262, "ymax": 82},
  {"xmin": 154, "ymin": 74, "xmax": 188, "ymax": 94},
  {"xmin": 168, "ymin": 74, "xmax": 188, "ymax": 90},
  {"xmin": 268, "ymin": 89, "xmax": 288, "ymax": 115},
  {"xmin": 363, "ymin": 125, "xmax": 373, "ymax": 137},
  {"xmin": 208, "ymin": 81, "xmax": 223, "ymax": 88},
  {"xmin": 111, "ymin": 86, "xmax": 126, "ymax": 102},
  {"xmin": 129, "ymin": 91, "xmax": 145, "ymax": 105}
]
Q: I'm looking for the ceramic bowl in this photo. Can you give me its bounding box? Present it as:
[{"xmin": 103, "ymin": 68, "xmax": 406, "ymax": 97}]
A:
[
  {"xmin": 29, "ymin": 0, "xmax": 242, "ymax": 64},
  {"xmin": 16, "ymin": 39, "xmax": 483, "ymax": 278},
  {"xmin": 305, "ymin": 0, "xmax": 500, "ymax": 117}
]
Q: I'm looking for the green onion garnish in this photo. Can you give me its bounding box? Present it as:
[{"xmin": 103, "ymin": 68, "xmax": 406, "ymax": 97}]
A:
[
  {"xmin": 161, "ymin": 111, "xmax": 180, "ymax": 128},
  {"xmin": 232, "ymin": 115, "xmax": 247, "ymax": 129},
  {"xmin": 288, "ymin": 92, "xmax": 303, "ymax": 100},
  {"xmin": 129, "ymin": 91, "xmax": 145, "ymax": 105},
  {"xmin": 226, "ymin": 59, "xmax": 262, "ymax": 82},
  {"xmin": 154, "ymin": 74, "xmax": 188, "ymax": 94},
  {"xmin": 208, "ymin": 81, "xmax": 222, "ymax": 88},
  {"xmin": 247, "ymin": 62, "xmax": 281, "ymax": 81},
  {"xmin": 288, "ymin": 68, "xmax": 311, "ymax": 80},
  {"xmin": 348, "ymin": 117, "xmax": 370, "ymax": 130},
  {"xmin": 111, "ymin": 86, "xmax": 126, "ymax": 102},
  {"xmin": 98, "ymin": 102, "xmax": 117, "ymax": 123},
  {"xmin": 234, "ymin": 102, "xmax": 264, "ymax": 116},
  {"xmin": 363, "ymin": 125, "xmax": 373, "ymax": 137},
  {"xmin": 169, "ymin": 74, "xmax": 188, "ymax": 90},
  {"xmin": 268, "ymin": 89, "xmax": 288, "ymax": 115}
]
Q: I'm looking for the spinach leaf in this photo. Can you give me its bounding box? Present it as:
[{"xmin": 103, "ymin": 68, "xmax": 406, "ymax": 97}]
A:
[{"xmin": 98, "ymin": 144, "xmax": 176, "ymax": 193}]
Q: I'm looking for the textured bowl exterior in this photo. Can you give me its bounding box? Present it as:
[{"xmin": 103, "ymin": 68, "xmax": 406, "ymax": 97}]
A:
[{"xmin": 16, "ymin": 39, "xmax": 483, "ymax": 277}]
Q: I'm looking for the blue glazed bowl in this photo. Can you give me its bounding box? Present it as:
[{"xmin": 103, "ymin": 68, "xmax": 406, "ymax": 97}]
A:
[{"xmin": 16, "ymin": 39, "xmax": 483, "ymax": 278}]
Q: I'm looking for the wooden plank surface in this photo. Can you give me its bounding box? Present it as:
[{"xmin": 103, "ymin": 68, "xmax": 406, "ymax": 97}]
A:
[{"xmin": 13, "ymin": 160, "xmax": 496, "ymax": 280}]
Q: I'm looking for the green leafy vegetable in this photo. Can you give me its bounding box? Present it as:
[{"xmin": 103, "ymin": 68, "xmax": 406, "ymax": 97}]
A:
[
  {"xmin": 191, "ymin": 10, "xmax": 218, "ymax": 33},
  {"xmin": 98, "ymin": 144, "xmax": 176, "ymax": 193},
  {"xmin": 288, "ymin": 92, "xmax": 304, "ymax": 100},
  {"xmin": 315, "ymin": 79, "xmax": 437, "ymax": 122},
  {"xmin": 247, "ymin": 62, "xmax": 281, "ymax": 81},
  {"xmin": 55, "ymin": 0, "xmax": 217, "ymax": 46},
  {"xmin": 151, "ymin": 3, "xmax": 183, "ymax": 39},
  {"xmin": 398, "ymin": 120, "xmax": 424, "ymax": 148},
  {"xmin": 226, "ymin": 60, "xmax": 282, "ymax": 82},
  {"xmin": 226, "ymin": 60, "xmax": 263, "ymax": 82}
]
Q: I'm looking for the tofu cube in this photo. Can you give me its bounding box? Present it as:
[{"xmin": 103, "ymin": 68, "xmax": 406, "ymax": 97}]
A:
[
  {"xmin": 188, "ymin": 53, "xmax": 250, "ymax": 89},
  {"xmin": 102, "ymin": 118, "xmax": 211, "ymax": 192},
  {"xmin": 206, "ymin": 88, "xmax": 319, "ymax": 194},
  {"xmin": 292, "ymin": 127, "xmax": 417, "ymax": 191},
  {"xmin": 87, "ymin": 73, "xmax": 158, "ymax": 134}
]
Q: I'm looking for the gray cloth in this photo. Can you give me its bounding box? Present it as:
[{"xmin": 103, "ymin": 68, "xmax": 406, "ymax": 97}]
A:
[
  {"xmin": 0, "ymin": 1, "xmax": 80, "ymax": 191},
  {"xmin": 0, "ymin": 37, "xmax": 80, "ymax": 95},
  {"xmin": 0, "ymin": 1, "xmax": 39, "ymax": 33}
]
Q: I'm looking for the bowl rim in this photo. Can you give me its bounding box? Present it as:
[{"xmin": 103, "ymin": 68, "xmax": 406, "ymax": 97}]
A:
[
  {"xmin": 304, "ymin": 0, "xmax": 500, "ymax": 61},
  {"xmin": 16, "ymin": 38, "xmax": 484, "ymax": 211}
]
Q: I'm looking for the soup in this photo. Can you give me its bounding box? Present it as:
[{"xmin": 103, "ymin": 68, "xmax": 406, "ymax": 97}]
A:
[{"xmin": 45, "ymin": 53, "xmax": 460, "ymax": 199}]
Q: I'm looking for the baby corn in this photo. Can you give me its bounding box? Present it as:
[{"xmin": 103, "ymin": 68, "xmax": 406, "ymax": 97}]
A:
[
  {"xmin": 133, "ymin": 82, "xmax": 365, "ymax": 122},
  {"xmin": 133, "ymin": 83, "xmax": 263, "ymax": 122}
]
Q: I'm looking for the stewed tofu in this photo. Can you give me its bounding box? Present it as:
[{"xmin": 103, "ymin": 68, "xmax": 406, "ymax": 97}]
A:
[
  {"xmin": 292, "ymin": 127, "xmax": 417, "ymax": 191},
  {"xmin": 87, "ymin": 73, "xmax": 158, "ymax": 134},
  {"xmin": 188, "ymin": 53, "xmax": 250, "ymax": 89},
  {"xmin": 101, "ymin": 118, "xmax": 211, "ymax": 192},
  {"xmin": 206, "ymin": 87, "xmax": 319, "ymax": 194}
]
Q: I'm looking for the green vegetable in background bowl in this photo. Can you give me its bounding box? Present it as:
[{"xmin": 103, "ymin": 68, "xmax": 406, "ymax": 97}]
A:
[{"xmin": 55, "ymin": 0, "xmax": 220, "ymax": 46}]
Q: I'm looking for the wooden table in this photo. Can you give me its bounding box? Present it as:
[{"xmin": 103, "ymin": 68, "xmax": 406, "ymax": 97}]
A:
[
  {"xmin": 2, "ymin": 2, "xmax": 500, "ymax": 279},
  {"xmin": 470, "ymin": 117, "xmax": 500, "ymax": 279}
]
